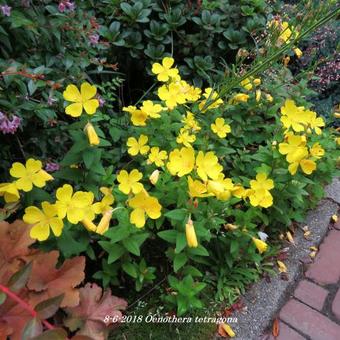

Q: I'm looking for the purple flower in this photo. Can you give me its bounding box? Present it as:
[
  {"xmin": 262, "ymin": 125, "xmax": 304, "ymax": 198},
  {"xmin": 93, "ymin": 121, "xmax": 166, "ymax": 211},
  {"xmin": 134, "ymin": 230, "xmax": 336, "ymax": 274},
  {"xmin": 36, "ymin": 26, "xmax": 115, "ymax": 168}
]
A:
[
  {"xmin": 89, "ymin": 33, "xmax": 100, "ymax": 45},
  {"xmin": 58, "ymin": 2, "xmax": 66, "ymax": 12},
  {"xmin": 0, "ymin": 112, "xmax": 21, "ymax": 134},
  {"xmin": 45, "ymin": 162, "xmax": 60, "ymax": 173},
  {"xmin": 0, "ymin": 4, "xmax": 11, "ymax": 16},
  {"xmin": 98, "ymin": 96, "xmax": 106, "ymax": 107},
  {"xmin": 65, "ymin": 1, "xmax": 75, "ymax": 11},
  {"xmin": 47, "ymin": 96, "xmax": 57, "ymax": 106}
]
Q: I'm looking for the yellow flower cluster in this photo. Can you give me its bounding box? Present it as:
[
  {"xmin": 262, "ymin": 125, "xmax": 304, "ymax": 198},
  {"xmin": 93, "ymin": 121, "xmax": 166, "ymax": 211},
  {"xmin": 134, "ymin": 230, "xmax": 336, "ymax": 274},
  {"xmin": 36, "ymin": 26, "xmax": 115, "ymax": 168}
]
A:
[
  {"xmin": 278, "ymin": 100, "xmax": 325, "ymax": 175},
  {"xmin": 0, "ymin": 158, "xmax": 53, "ymax": 203},
  {"xmin": 23, "ymin": 183, "xmax": 115, "ymax": 241}
]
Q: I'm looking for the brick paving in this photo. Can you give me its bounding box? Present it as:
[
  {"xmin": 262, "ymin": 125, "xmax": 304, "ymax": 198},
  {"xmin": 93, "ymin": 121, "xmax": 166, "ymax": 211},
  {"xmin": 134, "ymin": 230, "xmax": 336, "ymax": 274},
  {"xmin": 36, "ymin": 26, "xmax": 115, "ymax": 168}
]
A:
[{"xmin": 273, "ymin": 219, "xmax": 340, "ymax": 339}]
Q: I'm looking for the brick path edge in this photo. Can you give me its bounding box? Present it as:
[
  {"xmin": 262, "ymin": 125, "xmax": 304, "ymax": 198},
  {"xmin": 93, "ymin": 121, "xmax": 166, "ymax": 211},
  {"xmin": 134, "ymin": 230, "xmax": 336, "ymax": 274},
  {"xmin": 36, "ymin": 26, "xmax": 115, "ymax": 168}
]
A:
[{"xmin": 216, "ymin": 177, "xmax": 340, "ymax": 340}]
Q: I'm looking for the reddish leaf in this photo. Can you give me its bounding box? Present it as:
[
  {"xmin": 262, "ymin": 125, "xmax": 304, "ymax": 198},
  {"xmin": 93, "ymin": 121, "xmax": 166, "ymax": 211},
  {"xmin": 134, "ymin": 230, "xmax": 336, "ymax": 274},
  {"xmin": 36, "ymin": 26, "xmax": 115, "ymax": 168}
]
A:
[
  {"xmin": 272, "ymin": 318, "xmax": 279, "ymax": 337},
  {"xmin": 31, "ymin": 328, "xmax": 68, "ymax": 340},
  {"xmin": 27, "ymin": 251, "xmax": 85, "ymax": 308},
  {"xmin": 22, "ymin": 317, "xmax": 43, "ymax": 339},
  {"xmin": 35, "ymin": 294, "xmax": 64, "ymax": 320},
  {"xmin": 64, "ymin": 283, "xmax": 127, "ymax": 340}
]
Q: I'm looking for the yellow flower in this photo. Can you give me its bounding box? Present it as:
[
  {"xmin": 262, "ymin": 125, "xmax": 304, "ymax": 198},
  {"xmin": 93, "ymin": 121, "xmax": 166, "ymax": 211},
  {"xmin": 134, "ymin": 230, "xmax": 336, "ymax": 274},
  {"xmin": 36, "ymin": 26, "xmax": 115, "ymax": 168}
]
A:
[
  {"xmin": 207, "ymin": 174, "xmax": 234, "ymax": 201},
  {"xmin": 198, "ymin": 88, "xmax": 223, "ymax": 112},
  {"xmin": 23, "ymin": 202, "xmax": 64, "ymax": 241},
  {"xmin": 96, "ymin": 208, "xmax": 114, "ymax": 235},
  {"xmin": 117, "ymin": 169, "xmax": 143, "ymax": 195},
  {"xmin": 0, "ymin": 182, "xmax": 20, "ymax": 203},
  {"xmin": 55, "ymin": 184, "xmax": 94, "ymax": 224},
  {"xmin": 127, "ymin": 135, "xmax": 150, "ymax": 156},
  {"xmin": 10, "ymin": 158, "xmax": 53, "ymax": 192},
  {"xmin": 158, "ymin": 83, "xmax": 187, "ymax": 109},
  {"xmin": 196, "ymin": 151, "xmax": 223, "ymax": 181},
  {"xmin": 304, "ymin": 110, "xmax": 325, "ymax": 135},
  {"xmin": 182, "ymin": 111, "xmax": 201, "ymax": 132},
  {"xmin": 229, "ymin": 93, "xmax": 249, "ymax": 104},
  {"xmin": 187, "ymin": 176, "xmax": 211, "ymax": 198},
  {"xmin": 185, "ymin": 219, "xmax": 198, "ymax": 248},
  {"xmin": 309, "ymin": 143, "xmax": 325, "ymax": 159},
  {"xmin": 149, "ymin": 170, "xmax": 160, "ymax": 185},
  {"xmin": 128, "ymin": 190, "xmax": 162, "ymax": 228},
  {"xmin": 211, "ymin": 118, "xmax": 231, "ymax": 138},
  {"xmin": 288, "ymin": 158, "xmax": 316, "ymax": 175},
  {"xmin": 63, "ymin": 82, "xmax": 99, "ymax": 117},
  {"xmin": 253, "ymin": 78, "xmax": 261, "ymax": 86},
  {"xmin": 250, "ymin": 173, "xmax": 274, "ymax": 191},
  {"xmin": 151, "ymin": 57, "xmax": 179, "ymax": 82},
  {"xmin": 84, "ymin": 122, "xmax": 100, "ymax": 146},
  {"xmin": 221, "ymin": 323, "xmax": 236, "ymax": 338},
  {"xmin": 123, "ymin": 106, "xmax": 148, "ymax": 126},
  {"xmin": 280, "ymin": 99, "xmax": 308, "ymax": 132},
  {"xmin": 248, "ymin": 188, "xmax": 273, "ymax": 208},
  {"xmin": 140, "ymin": 100, "xmax": 165, "ymax": 118},
  {"xmin": 232, "ymin": 184, "xmax": 247, "ymax": 199},
  {"xmin": 176, "ymin": 128, "xmax": 196, "ymax": 147},
  {"xmin": 185, "ymin": 86, "xmax": 202, "ymax": 102},
  {"xmin": 294, "ymin": 47, "xmax": 303, "ymax": 58},
  {"xmin": 241, "ymin": 78, "xmax": 252, "ymax": 90},
  {"xmin": 167, "ymin": 147, "xmax": 195, "ymax": 177},
  {"xmin": 147, "ymin": 147, "xmax": 168, "ymax": 167},
  {"xmin": 278, "ymin": 134, "xmax": 308, "ymax": 163},
  {"xmin": 252, "ymin": 237, "xmax": 268, "ymax": 254},
  {"xmin": 81, "ymin": 218, "xmax": 97, "ymax": 232},
  {"xmin": 92, "ymin": 187, "xmax": 114, "ymax": 214}
]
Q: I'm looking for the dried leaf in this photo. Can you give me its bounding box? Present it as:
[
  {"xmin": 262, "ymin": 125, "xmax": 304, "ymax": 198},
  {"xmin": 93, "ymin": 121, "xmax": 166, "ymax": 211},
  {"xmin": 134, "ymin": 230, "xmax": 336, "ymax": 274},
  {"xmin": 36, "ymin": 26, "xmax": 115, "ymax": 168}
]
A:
[
  {"xmin": 22, "ymin": 317, "xmax": 43, "ymax": 339},
  {"xmin": 272, "ymin": 318, "xmax": 279, "ymax": 337},
  {"xmin": 64, "ymin": 283, "xmax": 127, "ymax": 340},
  {"xmin": 303, "ymin": 231, "xmax": 311, "ymax": 239},
  {"xmin": 310, "ymin": 246, "xmax": 318, "ymax": 251},
  {"xmin": 309, "ymin": 251, "xmax": 317, "ymax": 258},
  {"xmin": 8, "ymin": 262, "xmax": 32, "ymax": 292},
  {"xmin": 331, "ymin": 215, "xmax": 338, "ymax": 223},
  {"xmin": 30, "ymin": 328, "xmax": 68, "ymax": 340},
  {"xmin": 27, "ymin": 251, "xmax": 85, "ymax": 308},
  {"xmin": 277, "ymin": 261, "xmax": 287, "ymax": 273}
]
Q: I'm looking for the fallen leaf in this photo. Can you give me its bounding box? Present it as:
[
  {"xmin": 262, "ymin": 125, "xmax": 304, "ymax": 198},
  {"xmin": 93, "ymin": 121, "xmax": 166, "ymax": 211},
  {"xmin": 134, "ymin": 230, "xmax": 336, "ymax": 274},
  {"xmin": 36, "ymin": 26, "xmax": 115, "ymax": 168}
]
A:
[
  {"xmin": 310, "ymin": 246, "xmax": 318, "ymax": 251},
  {"xmin": 272, "ymin": 318, "xmax": 279, "ymax": 337},
  {"xmin": 302, "ymin": 225, "xmax": 309, "ymax": 232},
  {"xmin": 277, "ymin": 261, "xmax": 287, "ymax": 273},
  {"xmin": 64, "ymin": 283, "xmax": 127, "ymax": 340},
  {"xmin": 309, "ymin": 251, "xmax": 317, "ymax": 258},
  {"xmin": 332, "ymin": 215, "xmax": 338, "ymax": 223},
  {"xmin": 218, "ymin": 323, "xmax": 236, "ymax": 338},
  {"xmin": 303, "ymin": 231, "xmax": 311, "ymax": 239},
  {"xmin": 286, "ymin": 231, "xmax": 295, "ymax": 245},
  {"xmin": 27, "ymin": 251, "xmax": 85, "ymax": 308}
]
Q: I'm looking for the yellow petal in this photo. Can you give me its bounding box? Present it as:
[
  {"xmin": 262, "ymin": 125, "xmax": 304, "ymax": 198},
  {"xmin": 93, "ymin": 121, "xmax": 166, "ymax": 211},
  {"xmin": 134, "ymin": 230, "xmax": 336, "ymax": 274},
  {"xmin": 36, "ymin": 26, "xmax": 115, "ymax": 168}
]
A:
[
  {"xmin": 163, "ymin": 57, "xmax": 174, "ymax": 69},
  {"xmin": 30, "ymin": 222, "xmax": 50, "ymax": 241},
  {"xmin": 10, "ymin": 162, "xmax": 26, "ymax": 178},
  {"xmin": 222, "ymin": 323, "xmax": 235, "ymax": 337},
  {"xmin": 80, "ymin": 82, "xmax": 97, "ymax": 100},
  {"xmin": 63, "ymin": 84, "xmax": 81, "ymax": 102},
  {"xmin": 23, "ymin": 206, "xmax": 44, "ymax": 224},
  {"xmin": 65, "ymin": 102, "xmax": 83, "ymax": 117},
  {"xmin": 130, "ymin": 208, "xmax": 145, "ymax": 228},
  {"xmin": 83, "ymin": 99, "xmax": 99, "ymax": 115},
  {"xmin": 300, "ymin": 159, "xmax": 316, "ymax": 175}
]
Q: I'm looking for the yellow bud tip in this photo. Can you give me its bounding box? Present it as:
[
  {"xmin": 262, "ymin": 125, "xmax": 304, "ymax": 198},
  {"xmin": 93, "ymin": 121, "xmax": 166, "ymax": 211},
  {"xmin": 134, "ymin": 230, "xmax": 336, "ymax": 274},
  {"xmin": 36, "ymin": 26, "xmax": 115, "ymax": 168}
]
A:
[
  {"xmin": 84, "ymin": 122, "xmax": 100, "ymax": 146},
  {"xmin": 149, "ymin": 169, "xmax": 160, "ymax": 185},
  {"xmin": 81, "ymin": 218, "xmax": 97, "ymax": 232},
  {"xmin": 96, "ymin": 208, "xmax": 113, "ymax": 235},
  {"xmin": 185, "ymin": 219, "xmax": 198, "ymax": 248},
  {"xmin": 334, "ymin": 112, "xmax": 340, "ymax": 119}
]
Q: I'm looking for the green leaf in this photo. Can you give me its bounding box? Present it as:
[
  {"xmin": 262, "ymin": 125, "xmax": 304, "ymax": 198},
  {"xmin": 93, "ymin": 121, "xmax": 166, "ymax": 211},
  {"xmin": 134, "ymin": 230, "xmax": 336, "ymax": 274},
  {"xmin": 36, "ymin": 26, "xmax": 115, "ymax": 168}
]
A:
[
  {"xmin": 188, "ymin": 245, "xmax": 209, "ymax": 256},
  {"xmin": 122, "ymin": 262, "xmax": 138, "ymax": 278},
  {"xmin": 122, "ymin": 238, "xmax": 140, "ymax": 256},
  {"xmin": 106, "ymin": 225, "xmax": 131, "ymax": 243},
  {"xmin": 30, "ymin": 328, "xmax": 68, "ymax": 340},
  {"xmin": 8, "ymin": 262, "xmax": 32, "ymax": 292},
  {"xmin": 35, "ymin": 294, "xmax": 64, "ymax": 320},
  {"xmin": 82, "ymin": 148, "xmax": 96, "ymax": 169},
  {"xmin": 157, "ymin": 230, "xmax": 177, "ymax": 243},
  {"xmin": 99, "ymin": 242, "xmax": 126, "ymax": 263},
  {"xmin": 22, "ymin": 317, "xmax": 42, "ymax": 339},
  {"xmin": 164, "ymin": 209, "xmax": 188, "ymax": 221},
  {"xmin": 175, "ymin": 233, "xmax": 187, "ymax": 254},
  {"xmin": 174, "ymin": 253, "xmax": 188, "ymax": 272},
  {"xmin": 0, "ymin": 292, "xmax": 7, "ymax": 305}
]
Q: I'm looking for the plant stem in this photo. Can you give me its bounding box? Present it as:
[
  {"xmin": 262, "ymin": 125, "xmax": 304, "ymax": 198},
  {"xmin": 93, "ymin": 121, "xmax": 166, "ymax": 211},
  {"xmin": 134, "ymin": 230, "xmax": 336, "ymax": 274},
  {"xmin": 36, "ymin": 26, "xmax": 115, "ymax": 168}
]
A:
[{"xmin": 0, "ymin": 284, "xmax": 55, "ymax": 331}]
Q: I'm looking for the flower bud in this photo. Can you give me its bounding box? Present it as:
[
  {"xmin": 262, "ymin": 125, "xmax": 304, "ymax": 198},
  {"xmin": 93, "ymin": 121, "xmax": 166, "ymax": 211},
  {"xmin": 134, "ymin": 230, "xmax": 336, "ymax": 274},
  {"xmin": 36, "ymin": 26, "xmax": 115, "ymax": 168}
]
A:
[
  {"xmin": 149, "ymin": 169, "xmax": 160, "ymax": 185},
  {"xmin": 334, "ymin": 112, "xmax": 340, "ymax": 119},
  {"xmin": 96, "ymin": 208, "xmax": 113, "ymax": 235},
  {"xmin": 84, "ymin": 122, "xmax": 100, "ymax": 146},
  {"xmin": 81, "ymin": 218, "xmax": 97, "ymax": 232},
  {"xmin": 265, "ymin": 93, "xmax": 273, "ymax": 102},
  {"xmin": 185, "ymin": 219, "xmax": 198, "ymax": 248},
  {"xmin": 225, "ymin": 223, "xmax": 238, "ymax": 231},
  {"xmin": 255, "ymin": 90, "xmax": 261, "ymax": 102}
]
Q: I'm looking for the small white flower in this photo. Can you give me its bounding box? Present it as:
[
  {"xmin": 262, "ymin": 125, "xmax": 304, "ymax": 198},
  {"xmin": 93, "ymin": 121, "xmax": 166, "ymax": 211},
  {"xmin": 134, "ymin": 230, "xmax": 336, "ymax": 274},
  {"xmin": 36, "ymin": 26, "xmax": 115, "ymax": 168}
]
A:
[{"xmin": 258, "ymin": 231, "xmax": 268, "ymax": 241}]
